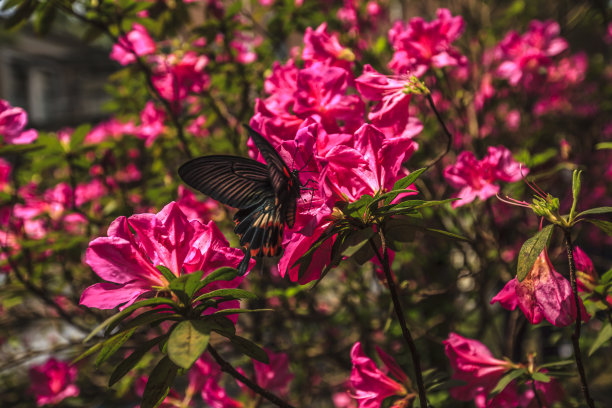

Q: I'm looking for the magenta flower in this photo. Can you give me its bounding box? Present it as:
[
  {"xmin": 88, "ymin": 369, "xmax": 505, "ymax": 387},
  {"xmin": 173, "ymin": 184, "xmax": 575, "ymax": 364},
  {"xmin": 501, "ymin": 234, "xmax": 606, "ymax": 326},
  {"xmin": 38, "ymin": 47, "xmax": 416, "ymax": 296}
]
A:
[
  {"xmin": 189, "ymin": 354, "xmax": 243, "ymax": 408},
  {"xmin": 85, "ymin": 117, "xmax": 137, "ymax": 144},
  {"xmin": 80, "ymin": 201, "xmax": 246, "ymax": 310},
  {"xmin": 444, "ymin": 146, "xmax": 526, "ymax": 208},
  {"xmin": 237, "ymin": 349, "xmax": 294, "ymax": 396},
  {"xmin": 0, "ymin": 99, "xmax": 38, "ymax": 144},
  {"xmin": 388, "ymin": 8, "xmax": 467, "ymax": 76},
  {"xmin": 302, "ymin": 23, "xmax": 355, "ymax": 69},
  {"xmin": 110, "ymin": 23, "xmax": 156, "ymax": 65},
  {"xmin": 443, "ymin": 333, "xmax": 513, "ymax": 405},
  {"xmin": 349, "ymin": 342, "xmax": 410, "ymax": 408},
  {"xmin": 152, "ymin": 52, "xmax": 210, "ymax": 111},
  {"xmin": 355, "ymin": 65, "xmax": 414, "ymax": 128},
  {"xmin": 574, "ymin": 246, "xmax": 612, "ymax": 304},
  {"xmin": 491, "ymin": 250, "xmax": 589, "ymax": 327},
  {"xmin": 29, "ymin": 358, "xmax": 79, "ymax": 406},
  {"xmin": 293, "ymin": 61, "xmax": 364, "ymax": 133},
  {"xmin": 0, "ymin": 158, "xmax": 11, "ymax": 191},
  {"xmin": 136, "ymin": 101, "xmax": 166, "ymax": 146}
]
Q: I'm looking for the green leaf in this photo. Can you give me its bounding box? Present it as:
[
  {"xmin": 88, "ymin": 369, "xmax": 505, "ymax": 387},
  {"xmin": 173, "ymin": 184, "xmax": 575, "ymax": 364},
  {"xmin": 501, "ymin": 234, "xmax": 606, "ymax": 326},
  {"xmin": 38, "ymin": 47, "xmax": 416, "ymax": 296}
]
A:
[
  {"xmin": 95, "ymin": 329, "xmax": 136, "ymax": 367},
  {"xmin": 200, "ymin": 267, "xmax": 239, "ymax": 288},
  {"xmin": 585, "ymin": 219, "xmax": 612, "ymax": 237},
  {"xmin": 589, "ymin": 323, "xmax": 612, "ymax": 356},
  {"xmin": 595, "ymin": 142, "xmax": 612, "ymax": 150},
  {"xmin": 72, "ymin": 342, "xmax": 103, "ymax": 365},
  {"xmin": 532, "ymin": 372, "xmax": 551, "ymax": 383},
  {"xmin": 577, "ymin": 207, "xmax": 612, "ymax": 217},
  {"xmin": 167, "ymin": 320, "xmax": 211, "ymax": 369},
  {"xmin": 119, "ymin": 310, "xmax": 181, "ymax": 332},
  {"xmin": 68, "ymin": 124, "xmax": 91, "ymax": 150},
  {"xmin": 0, "ymin": 144, "xmax": 43, "ymax": 156},
  {"xmin": 109, "ymin": 336, "xmax": 166, "ymax": 386},
  {"xmin": 194, "ymin": 288, "xmax": 257, "ymax": 303},
  {"xmin": 517, "ymin": 225, "xmax": 554, "ymax": 281},
  {"xmin": 425, "ymin": 228, "xmax": 469, "ymax": 241},
  {"xmin": 204, "ymin": 316, "xmax": 237, "ymax": 337},
  {"xmin": 210, "ymin": 308, "xmax": 272, "ymax": 316},
  {"xmin": 141, "ymin": 357, "xmax": 178, "ymax": 408},
  {"xmin": 536, "ymin": 359, "xmax": 574, "ymax": 369},
  {"xmin": 393, "ymin": 168, "xmax": 426, "ymax": 191},
  {"xmin": 229, "ymin": 335, "xmax": 269, "ymax": 363},
  {"xmin": 156, "ymin": 265, "xmax": 176, "ymax": 283},
  {"xmin": 84, "ymin": 298, "xmax": 177, "ymax": 342},
  {"xmin": 491, "ymin": 369, "xmax": 524, "ymax": 394},
  {"xmin": 344, "ymin": 194, "xmax": 373, "ymax": 217},
  {"xmin": 569, "ymin": 170, "xmax": 582, "ymax": 221},
  {"xmin": 601, "ymin": 268, "xmax": 612, "ymax": 284},
  {"xmin": 341, "ymin": 227, "xmax": 376, "ymax": 259},
  {"xmin": 169, "ymin": 270, "xmax": 204, "ymax": 303}
]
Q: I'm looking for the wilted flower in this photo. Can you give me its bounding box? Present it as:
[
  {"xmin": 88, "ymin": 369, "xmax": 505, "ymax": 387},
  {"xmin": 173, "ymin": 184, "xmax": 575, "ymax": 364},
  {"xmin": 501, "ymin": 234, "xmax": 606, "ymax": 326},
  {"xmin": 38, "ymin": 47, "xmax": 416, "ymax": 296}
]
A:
[
  {"xmin": 491, "ymin": 250, "xmax": 589, "ymax": 327},
  {"xmin": 29, "ymin": 358, "xmax": 79, "ymax": 406}
]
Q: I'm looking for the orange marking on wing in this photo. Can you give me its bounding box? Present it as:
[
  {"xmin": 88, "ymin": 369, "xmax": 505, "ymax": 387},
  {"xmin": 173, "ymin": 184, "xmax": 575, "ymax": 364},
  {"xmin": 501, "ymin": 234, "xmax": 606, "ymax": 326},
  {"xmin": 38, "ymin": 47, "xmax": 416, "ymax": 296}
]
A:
[{"xmin": 250, "ymin": 248, "xmax": 260, "ymax": 257}]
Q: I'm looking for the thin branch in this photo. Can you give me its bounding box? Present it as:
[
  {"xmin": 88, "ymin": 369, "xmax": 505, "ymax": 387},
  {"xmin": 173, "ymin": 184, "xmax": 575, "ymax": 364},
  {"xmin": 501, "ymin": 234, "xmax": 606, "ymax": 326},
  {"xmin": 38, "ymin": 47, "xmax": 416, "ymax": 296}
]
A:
[
  {"xmin": 563, "ymin": 229, "xmax": 595, "ymax": 408},
  {"xmin": 370, "ymin": 230, "xmax": 429, "ymax": 407},
  {"xmin": 207, "ymin": 346, "xmax": 296, "ymax": 408},
  {"xmin": 424, "ymin": 93, "xmax": 453, "ymax": 170}
]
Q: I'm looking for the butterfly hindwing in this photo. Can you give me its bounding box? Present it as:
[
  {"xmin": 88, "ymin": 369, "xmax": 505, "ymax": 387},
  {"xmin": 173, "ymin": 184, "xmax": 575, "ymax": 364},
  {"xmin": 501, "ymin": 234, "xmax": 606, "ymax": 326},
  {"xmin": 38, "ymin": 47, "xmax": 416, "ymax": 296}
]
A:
[{"xmin": 178, "ymin": 155, "xmax": 275, "ymax": 209}]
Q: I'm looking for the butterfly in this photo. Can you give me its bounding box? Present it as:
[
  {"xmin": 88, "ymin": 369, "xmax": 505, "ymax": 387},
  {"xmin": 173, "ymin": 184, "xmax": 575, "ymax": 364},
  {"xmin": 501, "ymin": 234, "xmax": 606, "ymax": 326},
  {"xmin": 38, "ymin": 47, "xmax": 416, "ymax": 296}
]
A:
[{"xmin": 178, "ymin": 125, "xmax": 302, "ymax": 275}]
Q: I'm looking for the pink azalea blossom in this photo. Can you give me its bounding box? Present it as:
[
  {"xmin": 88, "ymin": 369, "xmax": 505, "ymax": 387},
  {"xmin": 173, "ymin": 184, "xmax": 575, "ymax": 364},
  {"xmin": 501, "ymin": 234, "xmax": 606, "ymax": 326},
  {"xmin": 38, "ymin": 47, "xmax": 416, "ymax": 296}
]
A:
[
  {"xmin": 388, "ymin": 8, "xmax": 467, "ymax": 76},
  {"xmin": 110, "ymin": 23, "xmax": 156, "ymax": 65},
  {"xmin": 0, "ymin": 99, "xmax": 38, "ymax": 144},
  {"xmin": 80, "ymin": 202, "xmax": 247, "ymax": 310},
  {"xmin": 444, "ymin": 333, "xmax": 514, "ymax": 406},
  {"xmin": 355, "ymin": 65, "xmax": 414, "ymax": 128},
  {"xmin": 230, "ymin": 32, "xmax": 262, "ymax": 64},
  {"xmin": 136, "ymin": 101, "xmax": 166, "ymax": 146},
  {"xmin": 302, "ymin": 23, "xmax": 355, "ymax": 69},
  {"xmin": 189, "ymin": 354, "xmax": 243, "ymax": 408},
  {"xmin": 0, "ymin": 158, "xmax": 11, "ymax": 191},
  {"xmin": 293, "ymin": 61, "xmax": 364, "ymax": 133},
  {"xmin": 237, "ymin": 349, "xmax": 294, "ymax": 396},
  {"xmin": 491, "ymin": 250, "xmax": 590, "ymax": 327},
  {"xmin": 152, "ymin": 52, "xmax": 210, "ymax": 111},
  {"xmin": 349, "ymin": 342, "xmax": 410, "ymax": 408},
  {"xmin": 574, "ymin": 246, "xmax": 612, "ymax": 304},
  {"xmin": 186, "ymin": 115, "xmax": 210, "ymax": 138},
  {"xmin": 29, "ymin": 358, "xmax": 79, "ymax": 406},
  {"xmin": 444, "ymin": 146, "xmax": 526, "ymax": 208},
  {"xmin": 85, "ymin": 118, "xmax": 137, "ymax": 144},
  {"xmin": 176, "ymin": 185, "xmax": 221, "ymax": 223},
  {"xmin": 518, "ymin": 376, "xmax": 564, "ymax": 408}
]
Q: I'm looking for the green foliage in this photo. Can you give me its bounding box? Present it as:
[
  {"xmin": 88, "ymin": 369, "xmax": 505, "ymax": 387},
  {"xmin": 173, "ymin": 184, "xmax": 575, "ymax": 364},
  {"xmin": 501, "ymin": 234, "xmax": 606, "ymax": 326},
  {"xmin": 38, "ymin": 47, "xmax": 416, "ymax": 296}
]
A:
[{"xmin": 516, "ymin": 224, "xmax": 554, "ymax": 281}]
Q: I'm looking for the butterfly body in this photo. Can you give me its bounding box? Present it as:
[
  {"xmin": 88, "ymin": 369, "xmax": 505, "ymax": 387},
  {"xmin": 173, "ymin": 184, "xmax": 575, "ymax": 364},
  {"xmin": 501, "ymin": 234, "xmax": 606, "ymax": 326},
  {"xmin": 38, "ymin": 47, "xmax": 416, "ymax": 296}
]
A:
[{"xmin": 179, "ymin": 126, "xmax": 301, "ymax": 275}]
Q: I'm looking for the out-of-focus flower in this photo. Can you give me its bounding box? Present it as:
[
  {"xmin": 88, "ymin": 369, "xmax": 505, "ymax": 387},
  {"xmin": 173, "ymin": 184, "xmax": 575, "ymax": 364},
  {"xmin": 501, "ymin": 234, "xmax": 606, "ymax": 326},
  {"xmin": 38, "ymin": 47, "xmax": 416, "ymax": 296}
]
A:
[
  {"xmin": 29, "ymin": 358, "xmax": 79, "ymax": 406},
  {"xmin": 230, "ymin": 32, "xmax": 262, "ymax": 64},
  {"xmin": 574, "ymin": 246, "xmax": 612, "ymax": 304},
  {"xmin": 388, "ymin": 8, "xmax": 466, "ymax": 76},
  {"xmin": 110, "ymin": 23, "xmax": 156, "ymax": 65},
  {"xmin": 491, "ymin": 250, "xmax": 589, "ymax": 327},
  {"xmin": 176, "ymin": 185, "xmax": 221, "ymax": 223},
  {"xmin": 80, "ymin": 202, "xmax": 246, "ymax": 310},
  {"xmin": 0, "ymin": 158, "xmax": 11, "ymax": 191},
  {"xmin": 152, "ymin": 52, "xmax": 210, "ymax": 111},
  {"xmin": 189, "ymin": 354, "xmax": 243, "ymax": 408},
  {"xmin": 136, "ymin": 101, "xmax": 166, "ymax": 146},
  {"xmin": 85, "ymin": 118, "xmax": 137, "ymax": 144},
  {"xmin": 237, "ymin": 349, "xmax": 294, "ymax": 396},
  {"xmin": 0, "ymin": 99, "xmax": 38, "ymax": 144},
  {"xmin": 349, "ymin": 342, "xmax": 411, "ymax": 408},
  {"xmin": 444, "ymin": 333, "xmax": 515, "ymax": 407},
  {"xmin": 444, "ymin": 146, "xmax": 526, "ymax": 208}
]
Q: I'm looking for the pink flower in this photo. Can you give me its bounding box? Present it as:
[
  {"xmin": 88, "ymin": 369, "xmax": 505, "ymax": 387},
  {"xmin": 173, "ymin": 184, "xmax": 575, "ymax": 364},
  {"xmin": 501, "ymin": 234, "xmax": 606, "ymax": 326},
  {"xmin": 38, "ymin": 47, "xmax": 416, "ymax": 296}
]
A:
[
  {"xmin": 444, "ymin": 146, "xmax": 526, "ymax": 208},
  {"xmin": 574, "ymin": 246, "xmax": 612, "ymax": 304},
  {"xmin": 293, "ymin": 61, "xmax": 364, "ymax": 133},
  {"xmin": 136, "ymin": 101, "xmax": 166, "ymax": 146},
  {"xmin": 302, "ymin": 23, "xmax": 355, "ymax": 69},
  {"xmin": 0, "ymin": 158, "xmax": 11, "ymax": 191},
  {"xmin": 491, "ymin": 250, "xmax": 590, "ymax": 327},
  {"xmin": 189, "ymin": 354, "xmax": 243, "ymax": 408},
  {"xmin": 29, "ymin": 358, "xmax": 79, "ymax": 406},
  {"xmin": 355, "ymin": 65, "xmax": 414, "ymax": 128},
  {"xmin": 518, "ymin": 376, "xmax": 564, "ymax": 408},
  {"xmin": 186, "ymin": 115, "xmax": 209, "ymax": 138},
  {"xmin": 152, "ymin": 52, "xmax": 210, "ymax": 111},
  {"xmin": 85, "ymin": 118, "xmax": 137, "ymax": 144},
  {"xmin": 176, "ymin": 185, "xmax": 221, "ymax": 223},
  {"xmin": 80, "ymin": 202, "xmax": 247, "ymax": 310},
  {"xmin": 388, "ymin": 8, "xmax": 467, "ymax": 76},
  {"xmin": 444, "ymin": 333, "xmax": 514, "ymax": 406},
  {"xmin": 110, "ymin": 23, "xmax": 156, "ymax": 65},
  {"xmin": 230, "ymin": 32, "xmax": 262, "ymax": 64},
  {"xmin": 237, "ymin": 349, "xmax": 294, "ymax": 396},
  {"xmin": 349, "ymin": 342, "xmax": 410, "ymax": 408},
  {"xmin": 0, "ymin": 99, "xmax": 38, "ymax": 144}
]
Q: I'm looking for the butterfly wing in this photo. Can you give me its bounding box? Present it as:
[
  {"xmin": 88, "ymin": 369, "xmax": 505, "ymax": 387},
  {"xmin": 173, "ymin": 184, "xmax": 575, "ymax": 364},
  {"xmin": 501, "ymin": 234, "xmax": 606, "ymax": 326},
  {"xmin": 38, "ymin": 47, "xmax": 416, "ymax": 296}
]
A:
[{"xmin": 178, "ymin": 155, "xmax": 275, "ymax": 209}]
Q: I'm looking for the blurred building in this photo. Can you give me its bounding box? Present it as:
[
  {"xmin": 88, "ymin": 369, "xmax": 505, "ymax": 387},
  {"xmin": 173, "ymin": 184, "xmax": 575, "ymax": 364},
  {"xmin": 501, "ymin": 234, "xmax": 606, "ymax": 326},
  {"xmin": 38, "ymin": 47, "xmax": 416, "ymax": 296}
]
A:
[{"xmin": 0, "ymin": 27, "xmax": 115, "ymax": 130}]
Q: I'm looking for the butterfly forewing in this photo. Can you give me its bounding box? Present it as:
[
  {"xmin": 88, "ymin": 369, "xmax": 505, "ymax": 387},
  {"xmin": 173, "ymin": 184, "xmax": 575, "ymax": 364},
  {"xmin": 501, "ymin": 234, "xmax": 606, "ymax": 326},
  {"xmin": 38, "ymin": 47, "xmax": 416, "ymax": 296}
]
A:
[{"xmin": 178, "ymin": 155, "xmax": 275, "ymax": 209}]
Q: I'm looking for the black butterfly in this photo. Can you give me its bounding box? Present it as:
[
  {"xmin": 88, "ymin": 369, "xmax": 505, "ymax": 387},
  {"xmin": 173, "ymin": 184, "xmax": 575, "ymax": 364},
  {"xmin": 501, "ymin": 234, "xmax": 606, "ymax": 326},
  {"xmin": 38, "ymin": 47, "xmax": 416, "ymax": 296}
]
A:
[{"xmin": 178, "ymin": 125, "xmax": 302, "ymax": 275}]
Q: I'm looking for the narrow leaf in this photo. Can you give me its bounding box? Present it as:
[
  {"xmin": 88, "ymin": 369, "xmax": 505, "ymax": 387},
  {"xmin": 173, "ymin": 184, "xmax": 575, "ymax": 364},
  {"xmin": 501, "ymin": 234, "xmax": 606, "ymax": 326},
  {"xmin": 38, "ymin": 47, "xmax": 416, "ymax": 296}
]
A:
[
  {"xmin": 194, "ymin": 288, "xmax": 257, "ymax": 303},
  {"xmin": 393, "ymin": 168, "xmax": 426, "ymax": 191},
  {"xmin": 229, "ymin": 335, "xmax": 269, "ymax": 363},
  {"xmin": 71, "ymin": 342, "xmax": 103, "ymax": 365},
  {"xmin": 109, "ymin": 336, "xmax": 166, "ymax": 386},
  {"xmin": 141, "ymin": 357, "xmax": 178, "ymax": 408},
  {"xmin": 577, "ymin": 207, "xmax": 612, "ymax": 217},
  {"xmin": 425, "ymin": 228, "xmax": 469, "ymax": 241},
  {"xmin": 156, "ymin": 265, "xmax": 176, "ymax": 283},
  {"xmin": 200, "ymin": 267, "xmax": 239, "ymax": 288},
  {"xmin": 69, "ymin": 124, "xmax": 91, "ymax": 150},
  {"xmin": 210, "ymin": 308, "xmax": 272, "ymax": 316},
  {"xmin": 589, "ymin": 323, "xmax": 612, "ymax": 356},
  {"xmin": 491, "ymin": 369, "xmax": 524, "ymax": 394},
  {"xmin": 169, "ymin": 270, "xmax": 204, "ymax": 301},
  {"xmin": 585, "ymin": 219, "xmax": 612, "ymax": 237},
  {"xmin": 95, "ymin": 328, "xmax": 136, "ymax": 367},
  {"xmin": 98, "ymin": 298, "xmax": 178, "ymax": 340},
  {"xmin": 517, "ymin": 225, "xmax": 554, "ymax": 281},
  {"xmin": 536, "ymin": 359, "xmax": 574, "ymax": 369},
  {"xmin": 532, "ymin": 372, "xmax": 551, "ymax": 383},
  {"xmin": 167, "ymin": 321, "xmax": 211, "ymax": 369}
]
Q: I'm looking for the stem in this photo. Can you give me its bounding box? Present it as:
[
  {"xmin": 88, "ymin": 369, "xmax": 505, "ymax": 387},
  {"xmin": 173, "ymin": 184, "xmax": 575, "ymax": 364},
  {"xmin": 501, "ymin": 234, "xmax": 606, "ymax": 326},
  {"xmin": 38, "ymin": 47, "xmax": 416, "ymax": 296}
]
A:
[
  {"xmin": 531, "ymin": 380, "xmax": 543, "ymax": 408},
  {"xmin": 370, "ymin": 230, "xmax": 428, "ymax": 407},
  {"xmin": 425, "ymin": 93, "xmax": 453, "ymax": 170},
  {"xmin": 563, "ymin": 229, "xmax": 595, "ymax": 408},
  {"xmin": 207, "ymin": 346, "xmax": 296, "ymax": 408}
]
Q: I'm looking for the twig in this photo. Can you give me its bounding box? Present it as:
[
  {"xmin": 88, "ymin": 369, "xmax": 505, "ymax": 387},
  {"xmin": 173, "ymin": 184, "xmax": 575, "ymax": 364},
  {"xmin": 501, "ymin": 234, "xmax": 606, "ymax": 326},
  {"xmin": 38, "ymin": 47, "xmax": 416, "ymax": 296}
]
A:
[
  {"xmin": 207, "ymin": 346, "xmax": 296, "ymax": 408},
  {"xmin": 370, "ymin": 229, "xmax": 429, "ymax": 407},
  {"xmin": 424, "ymin": 93, "xmax": 453, "ymax": 170},
  {"xmin": 563, "ymin": 229, "xmax": 595, "ymax": 408}
]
